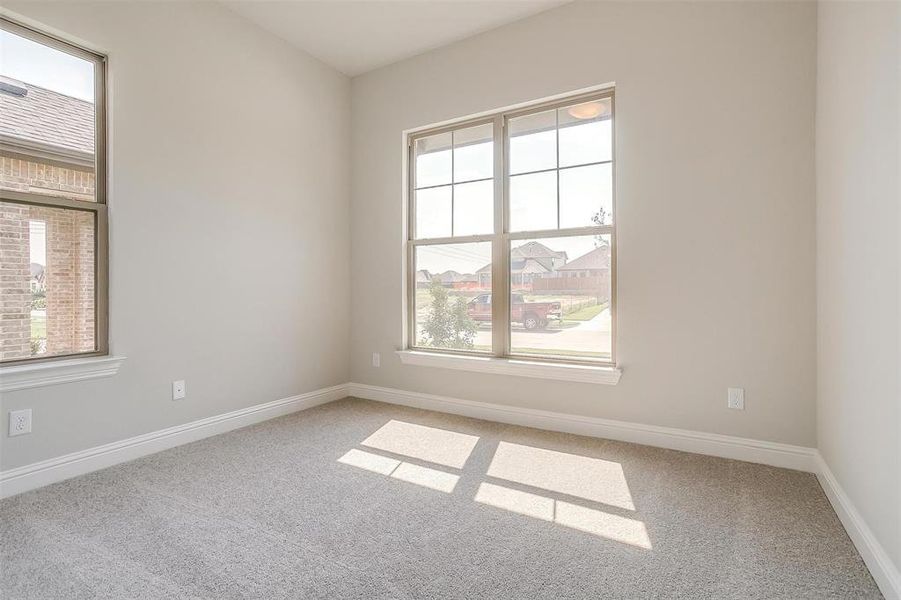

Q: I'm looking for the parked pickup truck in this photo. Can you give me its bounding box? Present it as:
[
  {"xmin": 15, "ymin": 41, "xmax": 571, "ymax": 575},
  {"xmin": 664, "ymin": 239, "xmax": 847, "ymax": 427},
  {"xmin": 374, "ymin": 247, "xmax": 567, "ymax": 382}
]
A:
[{"xmin": 467, "ymin": 294, "xmax": 562, "ymax": 330}]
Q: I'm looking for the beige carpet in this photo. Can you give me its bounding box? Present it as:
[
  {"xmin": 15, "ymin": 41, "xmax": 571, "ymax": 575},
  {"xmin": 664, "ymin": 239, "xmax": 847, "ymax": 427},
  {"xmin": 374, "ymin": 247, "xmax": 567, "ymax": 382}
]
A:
[{"xmin": 0, "ymin": 397, "xmax": 881, "ymax": 599}]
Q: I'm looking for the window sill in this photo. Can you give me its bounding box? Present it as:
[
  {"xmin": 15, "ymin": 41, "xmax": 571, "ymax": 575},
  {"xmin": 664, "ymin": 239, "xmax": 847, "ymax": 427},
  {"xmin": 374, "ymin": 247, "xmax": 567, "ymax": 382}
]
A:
[
  {"xmin": 396, "ymin": 350, "xmax": 621, "ymax": 385},
  {"xmin": 0, "ymin": 355, "xmax": 126, "ymax": 393}
]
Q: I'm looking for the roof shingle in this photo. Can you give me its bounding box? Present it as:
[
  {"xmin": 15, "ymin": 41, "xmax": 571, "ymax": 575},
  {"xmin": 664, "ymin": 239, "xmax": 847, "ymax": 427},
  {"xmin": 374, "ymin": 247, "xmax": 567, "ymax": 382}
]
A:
[{"xmin": 0, "ymin": 77, "xmax": 94, "ymax": 155}]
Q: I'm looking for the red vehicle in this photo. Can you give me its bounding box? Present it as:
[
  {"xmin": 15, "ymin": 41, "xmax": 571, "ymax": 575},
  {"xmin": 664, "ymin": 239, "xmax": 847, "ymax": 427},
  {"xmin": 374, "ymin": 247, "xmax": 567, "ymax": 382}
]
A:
[{"xmin": 467, "ymin": 293, "xmax": 562, "ymax": 330}]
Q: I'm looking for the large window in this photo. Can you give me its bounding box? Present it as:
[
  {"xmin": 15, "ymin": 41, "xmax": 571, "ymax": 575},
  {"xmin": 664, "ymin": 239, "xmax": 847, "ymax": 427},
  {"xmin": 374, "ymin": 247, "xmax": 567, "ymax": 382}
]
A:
[
  {"xmin": 0, "ymin": 18, "xmax": 107, "ymax": 364},
  {"xmin": 408, "ymin": 90, "xmax": 615, "ymax": 365}
]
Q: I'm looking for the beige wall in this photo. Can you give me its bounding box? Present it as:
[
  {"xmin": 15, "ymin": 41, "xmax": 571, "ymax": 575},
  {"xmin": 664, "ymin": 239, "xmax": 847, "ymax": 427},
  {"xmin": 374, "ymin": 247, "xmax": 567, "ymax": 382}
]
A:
[
  {"xmin": 816, "ymin": 0, "xmax": 901, "ymax": 571},
  {"xmin": 0, "ymin": 1, "xmax": 351, "ymax": 470},
  {"xmin": 350, "ymin": 1, "xmax": 818, "ymax": 446}
]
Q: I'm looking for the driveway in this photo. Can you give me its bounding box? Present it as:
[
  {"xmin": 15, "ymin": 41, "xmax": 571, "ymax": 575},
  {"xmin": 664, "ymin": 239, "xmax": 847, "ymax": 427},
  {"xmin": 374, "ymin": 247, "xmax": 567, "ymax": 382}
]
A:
[{"xmin": 473, "ymin": 308, "xmax": 611, "ymax": 357}]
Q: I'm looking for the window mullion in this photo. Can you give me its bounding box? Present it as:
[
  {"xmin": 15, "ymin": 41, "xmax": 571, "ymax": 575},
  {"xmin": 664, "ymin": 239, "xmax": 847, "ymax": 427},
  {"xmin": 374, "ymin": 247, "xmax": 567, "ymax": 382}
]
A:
[
  {"xmin": 491, "ymin": 114, "xmax": 507, "ymax": 358},
  {"xmin": 555, "ymin": 109, "xmax": 560, "ymax": 230},
  {"xmin": 450, "ymin": 130, "xmax": 455, "ymax": 237}
]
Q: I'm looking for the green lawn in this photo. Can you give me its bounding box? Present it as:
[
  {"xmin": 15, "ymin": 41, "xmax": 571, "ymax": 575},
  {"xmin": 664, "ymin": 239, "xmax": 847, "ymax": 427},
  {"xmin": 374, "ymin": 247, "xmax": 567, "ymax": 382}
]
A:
[
  {"xmin": 31, "ymin": 315, "xmax": 46, "ymax": 339},
  {"xmin": 565, "ymin": 302, "xmax": 608, "ymax": 321}
]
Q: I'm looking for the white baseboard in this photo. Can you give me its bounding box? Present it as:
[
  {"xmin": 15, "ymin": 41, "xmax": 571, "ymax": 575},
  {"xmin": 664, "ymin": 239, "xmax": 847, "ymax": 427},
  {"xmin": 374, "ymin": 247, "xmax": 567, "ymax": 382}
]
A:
[
  {"xmin": 349, "ymin": 383, "xmax": 901, "ymax": 594},
  {"xmin": 4, "ymin": 379, "xmax": 894, "ymax": 600},
  {"xmin": 816, "ymin": 454, "xmax": 901, "ymax": 600},
  {"xmin": 0, "ymin": 383, "xmax": 349, "ymax": 499},
  {"xmin": 347, "ymin": 383, "xmax": 818, "ymax": 472}
]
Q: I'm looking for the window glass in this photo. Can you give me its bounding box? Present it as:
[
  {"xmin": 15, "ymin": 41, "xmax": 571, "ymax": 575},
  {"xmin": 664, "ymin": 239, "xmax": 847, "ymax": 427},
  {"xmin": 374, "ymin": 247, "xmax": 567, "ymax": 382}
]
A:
[
  {"xmin": 0, "ymin": 27, "xmax": 97, "ymax": 202},
  {"xmin": 414, "ymin": 243, "xmax": 492, "ymax": 352},
  {"xmin": 407, "ymin": 93, "xmax": 615, "ymax": 365},
  {"xmin": 414, "ymin": 132, "xmax": 452, "ymax": 188},
  {"xmin": 559, "ymin": 163, "xmax": 612, "ymax": 229},
  {"xmin": 453, "ymin": 123, "xmax": 493, "ymax": 183},
  {"xmin": 415, "ymin": 186, "xmax": 452, "ymax": 239},
  {"xmin": 507, "ymin": 98, "xmax": 614, "ymax": 233},
  {"xmin": 510, "ymin": 171, "xmax": 557, "ymax": 232},
  {"xmin": 414, "ymin": 123, "xmax": 496, "ymax": 239},
  {"xmin": 509, "ymin": 109, "xmax": 556, "ymax": 175},
  {"xmin": 558, "ymin": 98, "xmax": 612, "ymax": 167},
  {"xmin": 1, "ymin": 201, "xmax": 96, "ymax": 360},
  {"xmin": 0, "ymin": 21, "xmax": 106, "ymax": 364},
  {"xmin": 509, "ymin": 235, "xmax": 612, "ymax": 362},
  {"xmin": 453, "ymin": 180, "xmax": 493, "ymax": 236}
]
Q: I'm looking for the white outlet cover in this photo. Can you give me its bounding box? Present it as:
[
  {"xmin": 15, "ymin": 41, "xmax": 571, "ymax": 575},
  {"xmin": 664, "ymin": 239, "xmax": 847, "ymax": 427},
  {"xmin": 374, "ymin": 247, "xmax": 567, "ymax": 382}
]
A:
[
  {"xmin": 172, "ymin": 380, "xmax": 186, "ymax": 400},
  {"xmin": 728, "ymin": 387, "xmax": 745, "ymax": 410},
  {"xmin": 9, "ymin": 408, "xmax": 32, "ymax": 436},
  {"xmin": 372, "ymin": 353, "xmax": 380, "ymax": 367}
]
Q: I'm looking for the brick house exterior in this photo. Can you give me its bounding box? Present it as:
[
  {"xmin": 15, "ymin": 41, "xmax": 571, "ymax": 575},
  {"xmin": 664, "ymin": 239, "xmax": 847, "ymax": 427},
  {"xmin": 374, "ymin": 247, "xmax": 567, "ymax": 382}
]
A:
[
  {"xmin": 532, "ymin": 245, "xmax": 611, "ymax": 300},
  {"xmin": 0, "ymin": 77, "xmax": 96, "ymax": 361}
]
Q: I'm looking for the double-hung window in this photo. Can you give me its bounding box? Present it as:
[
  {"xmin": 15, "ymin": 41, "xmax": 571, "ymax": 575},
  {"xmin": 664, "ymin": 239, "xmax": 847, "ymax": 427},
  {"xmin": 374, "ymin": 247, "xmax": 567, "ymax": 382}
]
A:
[
  {"xmin": 408, "ymin": 90, "xmax": 615, "ymax": 366},
  {"xmin": 0, "ymin": 18, "xmax": 108, "ymax": 365}
]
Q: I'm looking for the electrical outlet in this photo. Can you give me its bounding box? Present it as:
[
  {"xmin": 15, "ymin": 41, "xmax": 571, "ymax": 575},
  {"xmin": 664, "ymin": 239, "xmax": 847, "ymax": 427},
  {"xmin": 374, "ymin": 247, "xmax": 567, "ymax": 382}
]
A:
[
  {"xmin": 728, "ymin": 387, "xmax": 745, "ymax": 410},
  {"xmin": 372, "ymin": 353, "xmax": 380, "ymax": 368},
  {"xmin": 172, "ymin": 380, "xmax": 186, "ymax": 401},
  {"xmin": 8, "ymin": 409, "xmax": 32, "ymax": 437}
]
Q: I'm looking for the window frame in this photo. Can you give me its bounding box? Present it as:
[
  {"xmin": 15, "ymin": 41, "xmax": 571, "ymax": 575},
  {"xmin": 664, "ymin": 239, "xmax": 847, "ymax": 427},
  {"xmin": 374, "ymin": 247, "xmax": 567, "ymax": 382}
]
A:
[
  {"xmin": 406, "ymin": 88, "xmax": 616, "ymax": 367},
  {"xmin": 0, "ymin": 17, "xmax": 109, "ymax": 366}
]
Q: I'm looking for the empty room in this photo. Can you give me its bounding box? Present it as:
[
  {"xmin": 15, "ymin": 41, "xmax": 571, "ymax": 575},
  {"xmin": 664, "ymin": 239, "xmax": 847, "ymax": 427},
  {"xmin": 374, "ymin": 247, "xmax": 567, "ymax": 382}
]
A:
[{"xmin": 0, "ymin": 0, "xmax": 898, "ymax": 598}]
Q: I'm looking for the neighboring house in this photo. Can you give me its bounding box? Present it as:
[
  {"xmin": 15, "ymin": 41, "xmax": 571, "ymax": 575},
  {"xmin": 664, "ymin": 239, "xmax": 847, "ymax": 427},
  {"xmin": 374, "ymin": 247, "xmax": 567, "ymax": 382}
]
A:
[
  {"xmin": 431, "ymin": 270, "xmax": 461, "ymax": 285},
  {"xmin": 477, "ymin": 241, "xmax": 568, "ymax": 287},
  {"xmin": 432, "ymin": 270, "xmax": 480, "ymax": 289},
  {"xmin": 0, "ymin": 76, "xmax": 95, "ymax": 202},
  {"xmin": 29, "ymin": 262, "xmax": 45, "ymax": 293},
  {"xmin": 534, "ymin": 244, "xmax": 611, "ymax": 298},
  {"xmin": 0, "ymin": 76, "xmax": 96, "ymax": 360},
  {"xmin": 415, "ymin": 269, "xmax": 432, "ymax": 288},
  {"xmin": 554, "ymin": 245, "xmax": 610, "ymax": 278}
]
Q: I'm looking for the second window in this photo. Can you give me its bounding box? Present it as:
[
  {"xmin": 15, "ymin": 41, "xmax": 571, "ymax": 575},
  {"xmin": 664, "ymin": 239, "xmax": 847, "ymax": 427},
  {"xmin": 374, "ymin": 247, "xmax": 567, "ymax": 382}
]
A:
[{"xmin": 409, "ymin": 90, "xmax": 615, "ymax": 365}]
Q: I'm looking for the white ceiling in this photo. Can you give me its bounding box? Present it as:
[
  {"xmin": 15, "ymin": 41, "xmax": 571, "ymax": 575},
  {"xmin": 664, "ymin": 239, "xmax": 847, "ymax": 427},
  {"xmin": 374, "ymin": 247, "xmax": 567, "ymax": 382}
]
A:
[{"xmin": 224, "ymin": 0, "xmax": 570, "ymax": 77}]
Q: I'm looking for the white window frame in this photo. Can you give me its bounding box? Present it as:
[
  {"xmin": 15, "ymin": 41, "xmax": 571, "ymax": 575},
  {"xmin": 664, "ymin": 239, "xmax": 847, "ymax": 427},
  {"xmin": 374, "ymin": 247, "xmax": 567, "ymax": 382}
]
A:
[{"xmin": 404, "ymin": 88, "xmax": 618, "ymax": 377}]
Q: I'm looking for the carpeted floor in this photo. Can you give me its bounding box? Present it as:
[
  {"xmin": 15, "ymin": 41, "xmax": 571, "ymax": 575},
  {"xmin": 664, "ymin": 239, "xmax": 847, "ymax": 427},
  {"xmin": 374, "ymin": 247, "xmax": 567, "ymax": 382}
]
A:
[{"xmin": 0, "ymin": 397, "xmax": 882, "ymax": 599}]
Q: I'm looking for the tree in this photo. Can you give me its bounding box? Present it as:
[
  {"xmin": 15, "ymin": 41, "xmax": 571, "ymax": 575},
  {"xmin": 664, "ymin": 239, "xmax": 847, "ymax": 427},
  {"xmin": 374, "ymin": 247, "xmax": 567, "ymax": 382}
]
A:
[
  {"xmin": 420, "ymin": 280, "xmax": 478, "ymax": 349},
  {"xmin": 592, "ymin": 207, "xmax": 611, "ymax": 248},
  {"xmin": 590, "ymin": 207, "xmax": 612, "ymax": 304}
]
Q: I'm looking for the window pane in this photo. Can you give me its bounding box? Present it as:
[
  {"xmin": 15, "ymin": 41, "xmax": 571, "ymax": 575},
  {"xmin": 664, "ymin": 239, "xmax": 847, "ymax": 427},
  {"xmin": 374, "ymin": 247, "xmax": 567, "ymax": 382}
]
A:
[
  {"xmin": 558, "ymin": 99, "xmax": 612, "ymax": 168},
  {"xmin": 509, "ymin": 109, "xmax": 556, "ymax": 175},
  {"xmin": 510, "ymin": 171, "xmax": 557, "ymax": 232},
  {"xmin": 453, "ymin": 180, "xmax": 493, "ymax": 236},
  {"xmin": 415, "ymin": 132, "xmax": 452, "ymax": 188},
  {"xmin": 415, "ymin": 243, "xmax": 491, "ymax": 352},
  {"xmin": 509, "ymin": 235, "xmax": 611, "ymax": 362},
  {"xmin": 0, "ymin": 28, "xmax": 98, "ymax": 202},
  {"xmin": 0, "ymin": 201, "xmax": 96, "ymax": 361},
  {"xmin": 559, "ymin": 163, "xmax": 613, "ymax": 229},
  {"xmin": 415, "ymin": 186, "xmax": 451, "ymax": 239},
  {"xmin": 453, "ymin": 123, "xmax": 493, "ymax": 183}
]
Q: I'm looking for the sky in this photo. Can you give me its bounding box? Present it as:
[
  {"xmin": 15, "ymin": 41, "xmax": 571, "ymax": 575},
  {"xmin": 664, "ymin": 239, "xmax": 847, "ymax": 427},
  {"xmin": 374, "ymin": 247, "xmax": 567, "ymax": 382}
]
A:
[
  {"xmin": 29, "ymin": 221, "xmax": 46, "ymax": 266},
  {"xmin": 415, "ymin": 117, "xmax": 612, "ymax": 274},
  {"xmin": 416, "ymin": 235, "xmax": 603, "ymax": 276},
  {"xmin": 0, "ymin": 29, "xmax": 95, "ymax": 101},
  {"xmin": 3, "ymin": 28, "xmax": 89, "ymax": 267}
]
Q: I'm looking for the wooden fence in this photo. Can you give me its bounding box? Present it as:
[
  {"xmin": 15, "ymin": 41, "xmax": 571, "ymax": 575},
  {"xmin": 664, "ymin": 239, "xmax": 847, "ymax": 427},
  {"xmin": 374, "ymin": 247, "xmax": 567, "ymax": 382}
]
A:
[{"xmin": 531, "ymin": 275, "xmax": 609, "ymax": 294}]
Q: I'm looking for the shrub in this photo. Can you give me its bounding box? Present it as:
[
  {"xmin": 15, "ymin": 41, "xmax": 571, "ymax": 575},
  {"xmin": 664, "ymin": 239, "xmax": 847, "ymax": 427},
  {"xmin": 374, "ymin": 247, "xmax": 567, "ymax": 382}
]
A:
[{"xmin": 419, "ymin": 280, "xmax": 478, "ymax": 349}]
